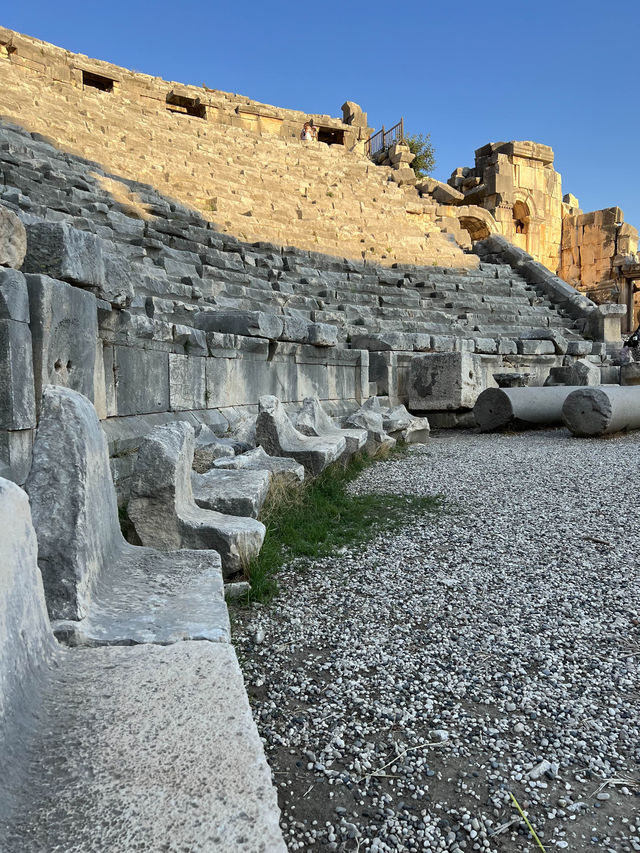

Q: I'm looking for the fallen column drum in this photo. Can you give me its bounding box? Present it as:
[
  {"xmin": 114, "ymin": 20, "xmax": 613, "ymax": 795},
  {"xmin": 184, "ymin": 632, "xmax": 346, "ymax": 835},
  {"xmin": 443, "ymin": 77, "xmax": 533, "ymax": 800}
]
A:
[
  {"xmin": 561, "ymin": 386, "xmax": 640, "ymax": 436},
  {"xmin": 473, "ymin": 386, "xmax": 586, "ymax": 432}
]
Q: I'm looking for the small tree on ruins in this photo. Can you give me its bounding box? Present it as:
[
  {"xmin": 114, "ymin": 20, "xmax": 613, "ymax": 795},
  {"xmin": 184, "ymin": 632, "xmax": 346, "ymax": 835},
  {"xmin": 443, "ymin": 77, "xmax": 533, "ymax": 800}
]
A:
[{"xmin": 404, "ymin": 132, "xmax": 436, "ymax": 178}]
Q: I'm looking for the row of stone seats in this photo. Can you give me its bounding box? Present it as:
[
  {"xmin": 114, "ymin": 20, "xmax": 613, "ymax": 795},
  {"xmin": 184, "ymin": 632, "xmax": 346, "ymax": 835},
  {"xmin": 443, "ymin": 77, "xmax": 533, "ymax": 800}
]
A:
[
  {"xmin": 0, "ymin": 120, "xmax": 590, "ymax": 356},
  {"xmin": 0, "ymin": 386, "xmax": 286, "ymax": 850},
  {"xmin": 0, "ymin": 58, "xmax": 469, "ymax": 267}
]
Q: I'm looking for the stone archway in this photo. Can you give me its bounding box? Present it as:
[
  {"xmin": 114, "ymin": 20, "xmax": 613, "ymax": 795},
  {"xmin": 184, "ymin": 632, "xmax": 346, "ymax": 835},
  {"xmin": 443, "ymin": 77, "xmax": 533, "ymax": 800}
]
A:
[{"xmin": 459, "ymin": 216, "xmax": 491, "ymax": 242}]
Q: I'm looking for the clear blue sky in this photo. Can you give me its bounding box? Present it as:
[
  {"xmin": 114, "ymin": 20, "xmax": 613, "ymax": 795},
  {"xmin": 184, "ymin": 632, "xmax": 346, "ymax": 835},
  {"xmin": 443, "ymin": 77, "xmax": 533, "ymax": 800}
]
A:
[{"xmin": 4, "ymin": 1, "xmax": 640, "ymax": 228}]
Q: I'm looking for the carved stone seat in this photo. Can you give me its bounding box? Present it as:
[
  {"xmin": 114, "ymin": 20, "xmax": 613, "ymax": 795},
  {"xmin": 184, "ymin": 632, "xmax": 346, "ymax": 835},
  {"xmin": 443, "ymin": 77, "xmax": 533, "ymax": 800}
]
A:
[
  {"xmin": 0, "ymin": 477, "xmax": 286, "ymax": 852},
  {"xmin": 25, "ymin": 386, "xmax": 229, "ymax": 646},
  {"xmin": 128, "ymin": 421, "xmax": 266, "ymax": 578},
  {"xmin": 256, "ymin": 394, "xmax": 346, "ymax": 475},
  {"xmin": 294, "ymin": 396, "xmax": 367, "ymax": 462}
]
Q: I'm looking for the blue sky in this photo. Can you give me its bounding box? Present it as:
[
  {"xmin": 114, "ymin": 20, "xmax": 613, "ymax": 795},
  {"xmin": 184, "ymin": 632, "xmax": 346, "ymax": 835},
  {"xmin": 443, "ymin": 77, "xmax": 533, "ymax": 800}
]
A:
[{"xmin": 4, "ymin": 1, "xmax": 640, "ymax": 229}]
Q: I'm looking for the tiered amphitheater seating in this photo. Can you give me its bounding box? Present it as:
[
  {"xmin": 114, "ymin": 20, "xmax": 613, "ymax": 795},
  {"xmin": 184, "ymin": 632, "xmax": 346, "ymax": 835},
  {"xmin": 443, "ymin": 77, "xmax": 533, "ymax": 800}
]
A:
[
  {"xmin": 0, "ymin": 121, "xmax": 589, "ymax": 355},
  {"xmin": 0, "ymin": 58, "xmax": 472, "ymax": 268}
]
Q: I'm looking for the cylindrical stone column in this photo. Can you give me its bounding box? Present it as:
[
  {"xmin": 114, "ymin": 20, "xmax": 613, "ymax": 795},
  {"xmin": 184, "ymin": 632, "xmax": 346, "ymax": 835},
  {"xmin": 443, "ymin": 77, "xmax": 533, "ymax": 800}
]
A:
[
  {"xmin": 562, "ymin": 387, "xmax": 640, "ymax": 436},
  {"xmin": 474, "ymin": 386, "xmax": 586, "ymax": 431}
]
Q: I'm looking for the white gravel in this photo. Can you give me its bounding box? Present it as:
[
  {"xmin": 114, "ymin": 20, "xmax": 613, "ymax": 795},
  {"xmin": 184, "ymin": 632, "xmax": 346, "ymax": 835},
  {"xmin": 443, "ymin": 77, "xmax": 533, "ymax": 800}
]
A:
[{"xmin": 234, "ymin": 429, "xmax": 640, "ymax": 852}]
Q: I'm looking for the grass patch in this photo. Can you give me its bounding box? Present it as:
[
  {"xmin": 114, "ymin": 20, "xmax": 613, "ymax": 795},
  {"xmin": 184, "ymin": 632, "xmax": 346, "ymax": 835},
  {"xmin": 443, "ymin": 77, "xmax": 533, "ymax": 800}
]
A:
[{"xmin": 245, "ymin": 447, "xmax": 442, "ymax": 603}]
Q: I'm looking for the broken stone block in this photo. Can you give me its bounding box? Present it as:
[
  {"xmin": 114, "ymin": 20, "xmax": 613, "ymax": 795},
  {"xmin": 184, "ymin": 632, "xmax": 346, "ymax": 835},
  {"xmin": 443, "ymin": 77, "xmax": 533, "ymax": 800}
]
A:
[
  {"xmin": 565, "ymin": 340, "xmax": 592, "ymax": 356},
  {"xmin": 25, "ymin": 387, "xmax": 229, "ymax": 644},
  {"xmin": 192, "ymin": 426, "xmax": 236, "ymax": 473},
  {"xmin": 192, "ymin": 468, "xmax": 271, "ymax": 518},
  {"xmin": 344, "ymin": 402, "xmax": 396, "ymax": 455},
  {"xmin": 294, "ymin": 396, "xmax": 367, "ymax": 460},
  {"xmin": 214, "ymin": 445, "xmax": 305, "ymax": 484},
  {"xmin": 128, "ymin": 421, "xmax": 266, "ymax": 577},
  {"xmin": 516, "ymin": 339, "xmax": 556, "ymax": 356},
  {"xmin": 0, "ymin": 268, "xmax": 29, "ymax": 322},
  {"xmin": 23, "ymin": 222, "xmax": 105, "ymax": 288},
  {"xmin": 569, "ymin": 358, "xmax": 601, "ymax": 386},
  {"xmin": 390, "ymin": 167, "xmax": 417, "ymax": 187},
  {"xmin": 169, "ymin": 353, "xmax": 206, "ymax": 411},
  {"xmin": 521, "ymin": 328, "xmax": 568, "ymax": 355},
  {"xmin": 409, "ymin": 352, "xmax": 483, "ymax": 410},
  {"xmin": 0, "ymin": 204, "xmax": 27, "ymax": 269},
  {"xmin": 416, "ymin": 177, "xmax": 465, "ymax": 205},
  {"xmin": 382, "ymin": 404, "xmax": 430, "ymax": 443},
  {"xmin": 256, "ymin": 395, "xmax": 346, "ymax": 475},
  {"xmin": 306, "ymin": 322, "xmax": 338, "ymax": 347},
  {"xmin": 26, "ymin": 274, "xmax": 97, "ymax": 411},
  {"xmin": 0, "ymin": 319, "xmax": 36, "ymax": 430},
  {"xmin": 195, "ymin": 309, "xmax": 284, "ymax": 340}
]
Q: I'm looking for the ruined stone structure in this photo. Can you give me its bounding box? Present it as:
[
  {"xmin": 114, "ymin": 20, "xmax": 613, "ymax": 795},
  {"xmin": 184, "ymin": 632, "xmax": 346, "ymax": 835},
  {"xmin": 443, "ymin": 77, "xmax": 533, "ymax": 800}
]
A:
[
  {"xmin": 0, "ymin": 27, "xmax": 636, "ymax": 849},
  {"xmin": 449, "ymin": 142, "xmax": 639, "ymax": 331}
]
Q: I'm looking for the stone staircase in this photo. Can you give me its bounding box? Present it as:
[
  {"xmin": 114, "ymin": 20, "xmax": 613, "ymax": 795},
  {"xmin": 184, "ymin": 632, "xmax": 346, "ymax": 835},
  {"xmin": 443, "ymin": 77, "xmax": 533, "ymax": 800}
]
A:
[
  {"xmin": 0, "ymin": 121, "xmax": 591, "ymax": 358},
  {"xmin": 0, "ymin": 57, "xmax": 472, "ymax": 269}
]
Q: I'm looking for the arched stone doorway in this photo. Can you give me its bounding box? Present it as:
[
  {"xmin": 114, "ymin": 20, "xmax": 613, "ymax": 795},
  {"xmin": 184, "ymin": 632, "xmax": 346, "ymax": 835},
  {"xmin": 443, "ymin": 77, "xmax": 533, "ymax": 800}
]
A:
[
  {"xmin": 512, "ymin": 200, "xmax": 530, "ymax": 235},
  {"xmin": 459, "ymin": 216, "xmax": 492, "ymax": 242}
]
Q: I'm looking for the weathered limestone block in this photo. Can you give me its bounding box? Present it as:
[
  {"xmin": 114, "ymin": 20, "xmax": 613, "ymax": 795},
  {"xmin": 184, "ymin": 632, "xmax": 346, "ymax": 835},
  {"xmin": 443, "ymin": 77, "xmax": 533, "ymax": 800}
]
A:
[
  {"xmin": 0, "ymin": 268, "xmax": 30, "ymax": 322},
  {"xmin": 23, "ymin": 222, "xmax": 105, "ymax": 288},
  {"xmin": 192, "ymin": 468, "xmax": 271, "ymax": 518},
  {"xmin": 295, "ymin": 396, "xmax": 367, "ymax": 460},
  {"xmin": 196, "ymin": 309, "xmax": 284, "ymax": 340},
  {"xmin": 382, "ymin": 404, "xmax": 430, "ymax": 443},
  {"xmin": 0, "ymin": 319, "xmax": 36, "ymax": 429},
  {"xmin": 520, "ymin": 328, "xmax": 568, "ymax": 355},
  {"xmin": 0, "ymin": 205, "xmax": 27, "ymax": 270},
  {"xmin": 351, "ymin": 332, "xmax": 416, "ymax": 352},
  {"xmin": 409, "ymin": 352, "xmax": 483, "ymax": 410},
  {"xmin": 26, "ymin": 274, "xmax": 97, "ymax": 409},
  {"xmin": 474, "ymin": 386, "xmax": 586, "ymax": 431},
  {"xmin": 192, "ymin": 426, "xmax": 236, "ymax": 473},
  {"xmin": 562, "ymin": 387, "xmax": 640, "ymax": 436},
  {"xmin": 517, "ymin": 339, "xmax": 556, "ymax": 356},
  {"xmin": 417, "ymin": 177, "xmax": 465, "ymax": 205},
  {"xmin": 128, "ymin": 421, "xmax": 266, "ymax": 577},
  {"xmin": 256, "ymin": 395, "xmax": 345, "ymax": 475},
  {"xmin": 344, "ymin": 406, "xmax": 396, "ymax": 455},
  {"xmin": 0, "ymin": 477, "xmax": 55, "ymax": 724},
  {"xmin": 25, "ymin": 387, "xmax": 229, "ymax": 644},
  {"xmin": 169, "ymin": 353, "xmax": 206, "ymax": 411},
  {"xmin": 587, "ymin": 303, "xmax": 626, "ymax": 343},
  {"xmin": 307, "ymin": 322, "xmax": 338, "ymax": 347},
  {"xmin": 112, "ymin": 346, "xmax": 169, "ymax": 416},
  {"xmin": 214, "ymin": 445, "xmax": 305, "ymax": 484},
  {"xmin": 0, "ymin": 428, "xmax": 34, "ymax": 485},
  {"xmin": 390, "ymin": 167, "xmax": 417, "ymax": 187}
]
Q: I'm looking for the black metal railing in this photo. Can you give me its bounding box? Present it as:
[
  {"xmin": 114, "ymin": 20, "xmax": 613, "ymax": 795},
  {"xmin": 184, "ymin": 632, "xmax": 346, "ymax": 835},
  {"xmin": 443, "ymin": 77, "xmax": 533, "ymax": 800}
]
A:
[{"xmin": 365, "ymin": 118, "xmax": 404, "ymax": 159}]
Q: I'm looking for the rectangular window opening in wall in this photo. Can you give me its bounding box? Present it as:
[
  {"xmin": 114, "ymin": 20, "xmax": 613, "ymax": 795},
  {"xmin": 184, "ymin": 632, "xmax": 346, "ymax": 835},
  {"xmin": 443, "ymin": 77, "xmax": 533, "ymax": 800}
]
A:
[
  {"xmin": 82, "ymin": 70, "xmax": 115, "ymax": 92},
  {"xmin": 166, "ymin": 91, "xmax": 206, "ymax": 119},
  {"xmin": 317, "ymin": 127, "xmax": 345, "ymax": 146}
]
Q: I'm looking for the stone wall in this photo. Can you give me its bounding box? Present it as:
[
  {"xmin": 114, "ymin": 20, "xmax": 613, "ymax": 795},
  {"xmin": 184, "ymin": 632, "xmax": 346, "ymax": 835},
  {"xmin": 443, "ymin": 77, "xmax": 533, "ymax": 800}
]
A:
[
  {"xmin": 559, "ymin": 204, "xmax": 639, "ymax": 331},
  {"xmin": 449, "ymin": 141, "xmax": 563, "ymax": 273}
]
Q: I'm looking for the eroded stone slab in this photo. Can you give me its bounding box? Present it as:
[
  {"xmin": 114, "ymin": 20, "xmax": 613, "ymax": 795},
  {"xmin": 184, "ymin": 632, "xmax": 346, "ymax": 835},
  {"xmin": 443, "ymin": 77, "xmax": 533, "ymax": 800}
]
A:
[
  {"xmin": 214, "ymin": 445, "xmax": 305, "ymax": 484},
  {"xmin": 192, "ymin": 468, "xmax": 271, "ymax": 519}
]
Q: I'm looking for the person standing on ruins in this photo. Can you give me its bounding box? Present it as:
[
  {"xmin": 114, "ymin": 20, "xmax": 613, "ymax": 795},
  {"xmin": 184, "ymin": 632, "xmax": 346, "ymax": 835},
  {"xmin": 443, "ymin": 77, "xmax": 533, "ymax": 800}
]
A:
[{"xmin": 300, "ymin": 121, "xmax": 313, "ymax": 141}]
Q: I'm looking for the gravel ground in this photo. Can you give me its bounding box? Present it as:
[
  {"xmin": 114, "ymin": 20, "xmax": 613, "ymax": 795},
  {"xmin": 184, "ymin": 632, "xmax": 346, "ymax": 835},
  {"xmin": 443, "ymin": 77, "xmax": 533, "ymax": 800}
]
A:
[{"xmin": 233, "ymin": 429, "xmax": 640, "ymax": 853}]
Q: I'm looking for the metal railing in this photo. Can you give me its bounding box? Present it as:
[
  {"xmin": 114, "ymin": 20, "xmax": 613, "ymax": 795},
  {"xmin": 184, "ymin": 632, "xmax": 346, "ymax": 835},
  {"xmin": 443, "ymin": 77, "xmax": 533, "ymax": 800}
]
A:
[{"xmin": 365, "ymin": 118, "xmax": 404, "ymax": 159}]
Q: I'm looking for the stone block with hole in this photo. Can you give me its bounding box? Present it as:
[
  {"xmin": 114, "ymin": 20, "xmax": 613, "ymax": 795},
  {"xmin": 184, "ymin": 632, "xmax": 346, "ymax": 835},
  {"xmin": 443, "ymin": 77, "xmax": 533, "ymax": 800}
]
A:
[{"xmin": 25, "ymin": 274, "xmax": 97, "ymax": 413}]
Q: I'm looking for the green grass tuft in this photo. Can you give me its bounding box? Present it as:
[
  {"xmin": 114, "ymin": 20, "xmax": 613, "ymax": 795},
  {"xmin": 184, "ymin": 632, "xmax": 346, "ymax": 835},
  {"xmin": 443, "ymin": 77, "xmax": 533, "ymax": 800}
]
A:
[{"xmin": 245, "ymin": 447, "xmax": 442, "ymax": 604}]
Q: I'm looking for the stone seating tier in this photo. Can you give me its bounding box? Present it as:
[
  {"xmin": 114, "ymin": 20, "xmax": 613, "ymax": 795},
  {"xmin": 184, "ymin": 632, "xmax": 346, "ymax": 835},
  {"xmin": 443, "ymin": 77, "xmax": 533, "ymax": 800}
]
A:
[
  {"xmin": 0, "ymin": 58, "xmax": 471, "ymax": 269},
  {"xmin": 0, "ymin": 121, "xmax": 590, "ymax": 355}
]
